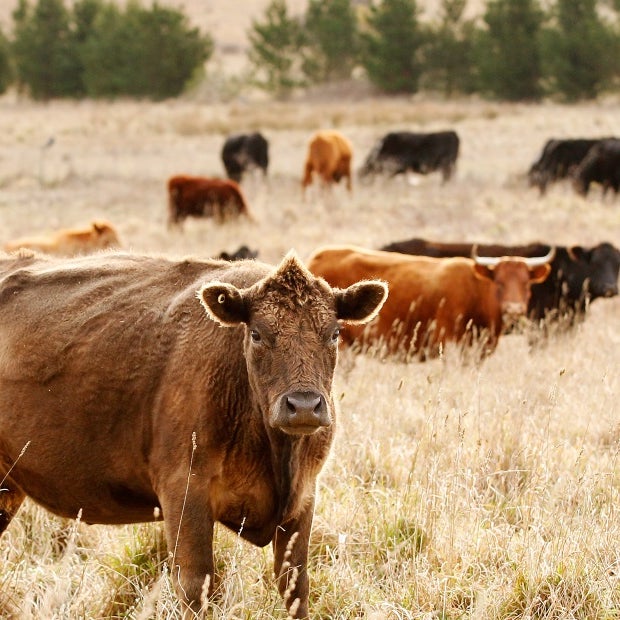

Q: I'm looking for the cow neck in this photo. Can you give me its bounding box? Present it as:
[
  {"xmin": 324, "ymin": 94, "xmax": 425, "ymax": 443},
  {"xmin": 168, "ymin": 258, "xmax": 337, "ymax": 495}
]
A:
[{"xmin": 268, "ymin": 429, "xmax": 302, "ymax": 522}]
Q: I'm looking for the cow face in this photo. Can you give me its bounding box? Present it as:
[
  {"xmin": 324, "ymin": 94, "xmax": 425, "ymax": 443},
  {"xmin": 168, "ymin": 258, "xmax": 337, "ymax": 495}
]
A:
[
  {"xmin": 199, "ymin": 253, "xmax": 387, "ymax": 435},
  {"xmin": 568, "ymin": 243, "xmax": 620, "ymax": 301},
  {"xmin": 475, "ymin": 259, "xmax": 551, "ymax": 325}
]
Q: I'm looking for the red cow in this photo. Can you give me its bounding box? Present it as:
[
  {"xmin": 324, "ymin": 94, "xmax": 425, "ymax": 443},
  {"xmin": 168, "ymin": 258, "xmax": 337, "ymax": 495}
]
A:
[
  {"xmin": 307, "ymin": 245, "xmax": 553, "ymax": 359},
  {"xmin": 167, "ymin": 175, "xmax": 253, "ymax": 228}
]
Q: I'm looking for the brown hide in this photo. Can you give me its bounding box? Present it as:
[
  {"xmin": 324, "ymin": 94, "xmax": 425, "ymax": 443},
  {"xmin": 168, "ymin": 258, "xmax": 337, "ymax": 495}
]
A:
[
  {"xmin": 167, "ymin": 175, "xmax": 252, "ymax": 228},
  {"xmin": 307, "ymin": 246, "xmax": 550, "ymax": 358},
  {"xmin": 0, "ymin": 250, "xmax": 387, "ymax": 618},
  {"xmin": 302, "ymin": 130, "xmax": 353, "ymax": 193},
  {"xmin": 4, "ymin": 220, "xmax": 121, "ymax": 257}
]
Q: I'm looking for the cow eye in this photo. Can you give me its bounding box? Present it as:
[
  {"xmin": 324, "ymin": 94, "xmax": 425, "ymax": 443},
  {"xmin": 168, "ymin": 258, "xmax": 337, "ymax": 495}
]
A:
[
  {"xmin": 330, "ymin": 326, "xmax": 341, "ymax": 343},
  {"xmin": 250, "ymin": 329, "xmax": 261, "ymax": 343}
]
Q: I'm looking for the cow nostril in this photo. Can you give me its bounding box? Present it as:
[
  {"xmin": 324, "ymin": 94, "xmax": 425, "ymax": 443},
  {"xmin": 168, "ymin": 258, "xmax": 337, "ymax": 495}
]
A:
[
  {"xmin": 286, "ymin": 398, "xmax": 296, "ymax": 414},
  {"xmin": 286, "ymin": 392, "xmax": 322, "ymax": 416}
]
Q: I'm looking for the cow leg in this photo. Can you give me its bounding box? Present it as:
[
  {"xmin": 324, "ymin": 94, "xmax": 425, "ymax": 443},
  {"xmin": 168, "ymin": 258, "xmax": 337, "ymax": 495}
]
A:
[
  {"xmin": 0, "ymin": 481, "xmax": 25, "ymax": 535},
  {"xmin": 160, "ymin": 490, "xmax": 215, "ymax": 618},
  {"xmin": 272, "ymin": 498, "xmax": 314, "ymax": 620}
]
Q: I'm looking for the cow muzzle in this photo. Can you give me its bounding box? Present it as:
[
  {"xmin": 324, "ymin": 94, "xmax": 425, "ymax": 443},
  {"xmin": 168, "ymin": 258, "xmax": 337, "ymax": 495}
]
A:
[
  {"xmin": 501, "ymin": 303, "xmax": 528, "ymax": 331},
  {"xmin": 272, "ymin": 391, "xmax": 331, "ymax": 435}
]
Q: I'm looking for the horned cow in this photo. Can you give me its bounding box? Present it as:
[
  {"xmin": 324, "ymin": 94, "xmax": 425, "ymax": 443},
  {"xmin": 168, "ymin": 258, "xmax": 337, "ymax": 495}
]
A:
[
  {"xmin": 308, "ymin": 245, "xmax": 552, "ymax": 359},
  {"xmin": 380, "ymin": 237, "xmax": 620, "ymax": 325}
]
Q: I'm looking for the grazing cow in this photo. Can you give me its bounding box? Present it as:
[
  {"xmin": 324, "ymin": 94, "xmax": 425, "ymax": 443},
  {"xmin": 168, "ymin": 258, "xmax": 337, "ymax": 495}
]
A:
[
  {"xmin": 380, "ymin": 237, "xmax": 620, "ymax": 323},
  {"xmin": 307, "ymin": 245, "xmax": 551, "ymax": 358},
  {"xmin": 0, "ymin": 250, "xmax": 387, "ymax": 618},
  {"xmin": 221, "ymin": 132, "xmax": 269, "ymax": 183},
  {"xmin": 217, "ymin": 244, "xmax": 259, "ymax": 261},
  {"xmin": 572, "ymin": 138, "xmax": 620, "ymax": 197},
  {"xmin": 167, "ymin": 175, "xmax": 252, "ymax": 228},
  {"xmin": 3, "ymin": 220, "xmax": 121, "ymax": 257},
  {"xmin": 359, "ymin": 130, "xmax": 459, "ymax": 182},
  {"xmin": 302, "ymin": 130, "xmax": 353, "ymax": 194},
  {"xmin": 527, "ymin": 138, "xmax": 602, "ymax": 194}
]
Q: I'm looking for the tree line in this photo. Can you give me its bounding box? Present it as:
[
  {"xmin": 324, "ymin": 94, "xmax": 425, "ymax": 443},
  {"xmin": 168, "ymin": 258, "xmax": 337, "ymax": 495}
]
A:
[
  {"xmin": 1, "ymin": 0, "xmax": 620, "ymax": 102},
  {"xmin": 0, "ymin": 0, "xmax": 213, "ymax": 100},
  {"xmin": 250, "ymin": 0, "xmax": 620, "ymax": 101}
]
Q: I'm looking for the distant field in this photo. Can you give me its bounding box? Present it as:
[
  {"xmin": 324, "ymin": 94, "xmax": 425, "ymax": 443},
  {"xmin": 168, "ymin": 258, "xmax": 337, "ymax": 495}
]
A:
[{"xmin": 0, "ymin": 95, "xmax": 619, "ymax": 618}]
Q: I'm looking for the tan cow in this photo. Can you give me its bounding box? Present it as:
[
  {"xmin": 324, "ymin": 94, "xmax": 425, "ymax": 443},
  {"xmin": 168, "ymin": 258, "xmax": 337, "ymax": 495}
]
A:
[
  {"xmin": 307, "ymin": 245, "xmax": 553, "ymax": 359},
  {"xmin": 0, "ymin": 250, "xmax": 387, "ymax": 618},
  {"xmin": 4, "ymin": 220, "xmax": 121, "ymax": 257},
  {"xmin": 302, "ymin": 130, "xmax": 353, "ymax": 194}
]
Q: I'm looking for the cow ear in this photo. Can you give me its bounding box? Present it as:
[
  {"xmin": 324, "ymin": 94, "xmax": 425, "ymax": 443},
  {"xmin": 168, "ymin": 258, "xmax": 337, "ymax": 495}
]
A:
[
  {"xmin": 568, "ymin": 246, "xmax": 587, "ymax": 261},
  {"xmin": 529, "ymin": 264, "xmax": 551, "ymax": 283},
  {"xmin": 335, "ymin": 280, "xmax": 388, "ymax": 325},
  {"xmin": 198, "ymin": 282, "xmax": 249, "ymax": 326},
  {"xmin": 473, "ymin": 264, "xmax": 493, "ymax": 280}
]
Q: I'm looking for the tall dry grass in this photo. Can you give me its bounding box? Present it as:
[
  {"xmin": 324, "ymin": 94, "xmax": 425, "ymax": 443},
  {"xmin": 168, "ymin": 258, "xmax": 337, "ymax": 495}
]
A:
[{"xmin": 0, "ymin": 93, "xmax": 619, "ymax": 619}]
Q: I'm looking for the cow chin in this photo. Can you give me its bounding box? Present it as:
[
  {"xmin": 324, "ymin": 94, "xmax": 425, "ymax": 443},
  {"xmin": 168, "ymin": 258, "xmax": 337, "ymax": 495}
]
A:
[{"xmin": 270, "ymin": 391, "xmax": 332, "ymax": 435}]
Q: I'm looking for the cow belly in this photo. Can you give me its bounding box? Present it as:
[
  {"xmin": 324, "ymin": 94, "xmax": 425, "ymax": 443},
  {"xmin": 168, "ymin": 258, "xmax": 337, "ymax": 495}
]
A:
[{"xmin": 0, "ymin": 380, "xmax": 159, "ymax": 524}]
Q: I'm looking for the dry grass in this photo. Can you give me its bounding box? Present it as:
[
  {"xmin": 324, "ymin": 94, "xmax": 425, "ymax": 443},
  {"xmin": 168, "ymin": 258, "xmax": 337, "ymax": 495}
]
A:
[{"xmin": 0, "ymin": 93, "xmax": 620, "ymax": 619}]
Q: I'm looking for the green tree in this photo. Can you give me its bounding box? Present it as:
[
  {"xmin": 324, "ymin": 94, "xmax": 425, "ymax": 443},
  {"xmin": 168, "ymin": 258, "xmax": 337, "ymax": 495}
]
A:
[
  {"xmin": 248, "ymin": 0, "xmax": 306, "ymax": 98},
  {"xmin": 422, "ymin": 0, "xmax": 476, "ymax": 95},
  {"xmin": 80, "ymin": 1, "xmax": 212, "ymax": 99},
  {"xmin": 303, "ymin": 0, "xmax": 359, "ymax": 82},
  {"xmin": 474, "ymin": 0, "xmax": 545, "ymax": 101},
  {"xmin": 0, "ymin": 29, "xmax": 14, "ymax": 94},
  {"xmin": 360, "ymin": 0, "xmax": 424, "ymax": 94},
  {"xmin": 542, "ymin": 0, "xmax": 615, "ymax": 100},
  {"xmin": 11, "ymin": 0, "xmax": 82, "ymax": 99}
]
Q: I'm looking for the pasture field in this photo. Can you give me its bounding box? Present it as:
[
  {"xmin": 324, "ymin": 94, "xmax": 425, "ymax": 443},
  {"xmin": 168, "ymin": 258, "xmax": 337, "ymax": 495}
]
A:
[{"xmin": 0, "ymin": 94, "xmax": 619, "ymax": 619}]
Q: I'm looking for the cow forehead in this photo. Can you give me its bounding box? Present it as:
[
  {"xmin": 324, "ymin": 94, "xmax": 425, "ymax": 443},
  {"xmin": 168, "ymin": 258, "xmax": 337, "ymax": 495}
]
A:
[
  {"xmin": 251, "ymin": 256, "xmax": 335, "ymax": 325},
  {"xmin": 493, "ymin": 261, "xmax": 532, "ymax": 280},
  {"xmin": 593, "ymin": 244, "xmax": 620, "ymax": 267}
]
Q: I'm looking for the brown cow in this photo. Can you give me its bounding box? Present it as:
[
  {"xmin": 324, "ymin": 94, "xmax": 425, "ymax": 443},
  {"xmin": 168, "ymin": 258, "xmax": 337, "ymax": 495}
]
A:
[
  {"xmin": 307, "ymin": 245, "xmax": 553, "ymax": 359},
  {"xmin": 4, "ymin": 219, "xmax": 121, "ymax": 257},
  {"xmin": 0, "ymin": 250, "xmax": 386, "ymax": 618},
  {"xmin": 302, "ymin": 130, "xmax": 353, "ymax": 194},
  {"xmin": 167, "ymin": 175, "xmax": 252, "ymax": 228}
]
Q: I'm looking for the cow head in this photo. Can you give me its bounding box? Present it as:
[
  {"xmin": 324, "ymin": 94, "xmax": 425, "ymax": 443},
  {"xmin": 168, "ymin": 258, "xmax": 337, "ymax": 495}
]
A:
[
  {"xmin": 567, "ymin": 243, "xmax": 620, "ymax": 301},
  {"xmin": 91, "ymin": 220, "xmax": 121, "ymax": 249},
  {"xmin": 473, "ymin": 249, "xmax": 554, "ymax": 325},
  {"xmin": 198, "ymin": 252, "xmax": 387, "ymax": 435}
]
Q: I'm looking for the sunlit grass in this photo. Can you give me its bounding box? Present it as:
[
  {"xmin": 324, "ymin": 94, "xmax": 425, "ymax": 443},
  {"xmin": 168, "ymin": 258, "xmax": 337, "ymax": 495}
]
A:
[{"xmin": 0, "ymin": 96, "xmax": 619, "ymax": 618}]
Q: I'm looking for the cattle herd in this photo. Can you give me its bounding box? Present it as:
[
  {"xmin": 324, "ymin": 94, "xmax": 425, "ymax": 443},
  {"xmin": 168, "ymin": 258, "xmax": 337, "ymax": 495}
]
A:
[{"xmin": 0, "ymin": 122, "xmax": 619, "ymax": 618}]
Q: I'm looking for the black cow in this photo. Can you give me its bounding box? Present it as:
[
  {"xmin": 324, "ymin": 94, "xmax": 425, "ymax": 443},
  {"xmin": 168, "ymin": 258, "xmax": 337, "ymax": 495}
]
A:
[
  {"xmin": 527, "ymin": 138, "xmax": 603, "ymax": 194},
  {"xmin": 221, "ymin": 132, "xmax": 269, "ymax": 183},
  {"xmin": 572, "ymin": 138, "xmax": 620, "ymax": 197},
  {"xmin": 380, "ymin": 237, "xmax": 620, "ymax": 324},
  {"xmin": 359, "ymin": 130, "xmax": 459, "ymax": 182},
  {"xmin": 217, "ymin": 245, "xmax": 259, "ymax": 261}
]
